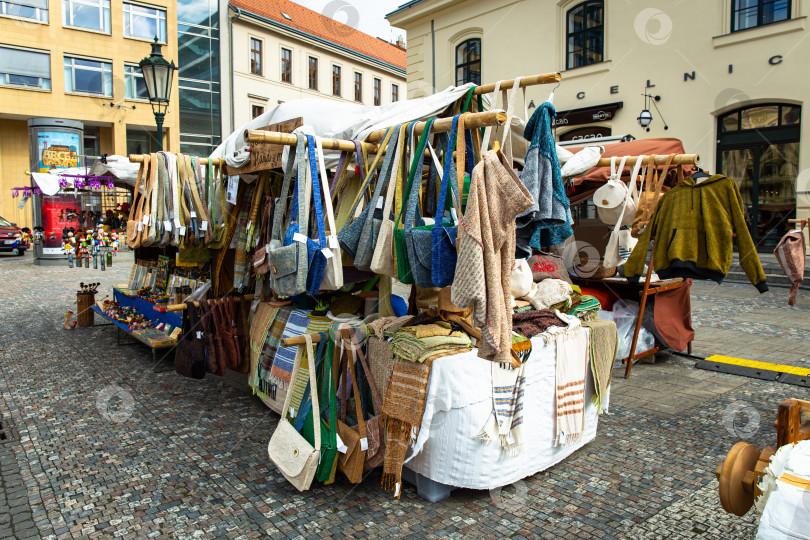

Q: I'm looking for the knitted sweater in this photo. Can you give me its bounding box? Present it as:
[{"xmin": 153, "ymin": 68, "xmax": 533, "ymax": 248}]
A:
[
  {"xmin": 516, "ymin": 101, "xmax": 574, "ymax": 255},
  {"xmin": 452, "ymin": 150, "xmax": 534, "ymax": 364},
  {"xmin": 625, "ymin": 174, "xmax": 768, "ymax": 292}
]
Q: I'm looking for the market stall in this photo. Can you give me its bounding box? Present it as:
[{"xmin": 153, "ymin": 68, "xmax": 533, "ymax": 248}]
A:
[{"xmin": 88, "ymin": 73, "xmax": 625, "ymax": 500}]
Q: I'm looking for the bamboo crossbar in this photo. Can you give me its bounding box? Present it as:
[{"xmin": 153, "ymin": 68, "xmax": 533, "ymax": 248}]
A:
[
  {"xmin": 593, "ymin": 154, "xmax": 700, "ymax": 168},
  {"xmin": 165, "ymin": 294, "xmax": 255, "ymax": 312},
  {"xmin": 129, "ymin": 154, "xmax": 225, "ymax": 166},
  {"xmin": 245, "ymin": 110, "xmax": 507, "ymax": 153},
  {"xmin": 473, "ymin": 72, "xmax": 562, "ymax": 95}
]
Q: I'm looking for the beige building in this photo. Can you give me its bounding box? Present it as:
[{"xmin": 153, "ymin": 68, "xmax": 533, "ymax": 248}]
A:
[
  {"xmin": 389, "ymin": 0, "xmax": 809, "ymax": 249},
  {"xmin": 227, "ymin": 0, "xmax": 407, "ymax": 130}
]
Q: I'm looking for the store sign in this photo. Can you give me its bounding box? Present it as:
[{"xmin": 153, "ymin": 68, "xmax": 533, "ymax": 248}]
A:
[
  {"xmin": 237, "ymin": 117, "xmax": 303, "ymax": 174},
  {"xmin": 37, "ymin": 131, "xmax": 80, "ymax": 172},
  {"xmin": 554, "ymin": 102, "xmax": 623, "ymax": 127},
  {"xmin": 558, "ymin": 126, "xmax": 612, "ymax": 142}
]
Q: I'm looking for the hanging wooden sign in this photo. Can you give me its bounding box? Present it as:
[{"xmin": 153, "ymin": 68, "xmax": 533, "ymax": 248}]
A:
[{"xmin": 236, "ymin": 117, "xmax": 303, "ymax": 173}]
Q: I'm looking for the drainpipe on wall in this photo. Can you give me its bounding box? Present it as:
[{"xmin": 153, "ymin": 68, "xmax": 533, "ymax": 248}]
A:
[
  {"xmin": 431, "ymin": 19, "xmax": 436, "ymax": 94},
  {"xmin": 229, "ymin": 6, "xmax": 241, "ymax": 137}
]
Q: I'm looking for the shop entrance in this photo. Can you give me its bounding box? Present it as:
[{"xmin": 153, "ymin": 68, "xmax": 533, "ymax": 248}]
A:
[{"xmin": 717, "ymin": 104, "xmax": 801, "ymax": 251}]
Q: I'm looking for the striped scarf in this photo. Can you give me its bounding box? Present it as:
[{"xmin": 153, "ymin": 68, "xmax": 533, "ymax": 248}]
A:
[
  {"xmin": 268, "ymin": 309, "xmax": 310, "ymax": 388},
  {"xmin": 257, "ymin": 306, "xmax": 293, "ymax": 395},
  {"xmin": 545, "ymin": 313, "xmax": 588, "ymax": 446},
  {"xmin": 476, "ymin": 361, "xmax": 526, "ymax": 456}
]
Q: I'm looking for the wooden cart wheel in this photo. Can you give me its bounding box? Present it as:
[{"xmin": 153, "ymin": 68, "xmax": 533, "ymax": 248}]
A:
[{"xmin": 716, "ymin": 442, "xmax": 760, "ymax": 516}]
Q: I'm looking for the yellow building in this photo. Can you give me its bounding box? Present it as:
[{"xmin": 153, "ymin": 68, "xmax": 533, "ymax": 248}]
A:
[
  {"xmin": 388, "ymin": 0, "xmax": 809, "ymax": 249},
  {"xmin": 0, "ymin": 0, "xmax": 180, "ymax": 229}
]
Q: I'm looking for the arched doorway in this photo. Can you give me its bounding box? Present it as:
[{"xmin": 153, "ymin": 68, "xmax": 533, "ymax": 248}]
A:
[{"xmin": 717, "ymin": 103, "xmax": 801, "ymax": 251}]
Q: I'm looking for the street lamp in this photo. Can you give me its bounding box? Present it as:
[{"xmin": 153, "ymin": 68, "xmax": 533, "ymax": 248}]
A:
[{"xmin": 139, "ymin": 37, "xmax": 177, "ymax": 152}]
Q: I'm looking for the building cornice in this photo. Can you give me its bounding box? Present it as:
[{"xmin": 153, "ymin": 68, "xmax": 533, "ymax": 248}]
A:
[{"xmin": 230, "ymin": 4, "xmax": 406, "ymax": 78}]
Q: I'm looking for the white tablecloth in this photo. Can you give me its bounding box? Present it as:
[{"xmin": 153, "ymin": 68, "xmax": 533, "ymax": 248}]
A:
[{"xmin": 405, "ymin": 329, "xmax": 605, "ymax": 490}]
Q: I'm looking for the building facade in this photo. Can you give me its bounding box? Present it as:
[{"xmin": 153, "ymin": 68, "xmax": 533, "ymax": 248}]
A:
[
  {"xmin": 0, "ymin": 0, "xmax": 180, "ymax": 228},
  {"xmin": 388, "ymin": 0, "xmax": 809, "ymax": 249},
  {"xmin": 177, "ymin": 0, "xmax": 222, "ymax": 156},
  {"xmin": 227, "ymin": 0, "xmax": 407, "ymax": 131}
]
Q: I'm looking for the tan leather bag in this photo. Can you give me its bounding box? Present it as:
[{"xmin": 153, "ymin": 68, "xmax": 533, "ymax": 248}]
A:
[
  {"xmin": 267, "ymin": 334, "xmax": 321, "ymax": 492},
  {"xmin": 336, "ymin": 337, "xmax": 367, "ymax": 484},
  {"xmin": 139, "ymin": 153, "xmax": 159, "ymax": 247},
  {"xmin": 370, "ymin": 125, "xmax": 408, "ymax": 277},
  {"xmin": 126, "ymin": 156, "xmax": 147, "ymax": 249},
  {"xmin": 631, "ymin": 154, "xmax": 676, "ymax": 238}
]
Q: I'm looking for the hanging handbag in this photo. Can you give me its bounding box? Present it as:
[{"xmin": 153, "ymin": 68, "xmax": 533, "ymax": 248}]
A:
[
  {"xmin": 252, "ymin": 195, "xmax": 274, "ymax": 275},
  {"xmin": 337, "ymin": 127, "xmax": 396, "ymax": 263},
  {"xmin": 314, "ymin": 136, "xmax": 344, "ymax": 290},
  {"xmin": 335, "ymin": 334, "xmax": 367, "ymax": 484},
  {"xmin": 593, "ymin": 156, "xmax": 630, "ymax": 226},
  {"xmin": 602, "ymin": 157, "xmax": 648, "ymax": 268},
  {"xmin": 137, "ymin": 153, "xmax": 158, "ymax": 247},
  {"xmin": 267, "ymin": 333, "xmax": 321, "ymax": 492},
  {"xmin": 303, "ymin": 134, "xmax": 329, "ymax": 294},
  {"xmin": 395, "ymin": 119, "xmax": 435, "ymax": 284},
  {"xmin": 126, "ymin": 154, "xmax": 148, "ymax": 249},
  {"xmin": 371, "ymin": 123, "xmax": 409, "ymax": 277},
  {"xmin": 293, "ymin": 333, "xmax": 339, "ymax": 484},
  {"xmin": 174, "ymin": 300, "xmax": 206, "ymax": 379},
  {"xmin": 208, "ymin": 162, "xmax": 229, "ymax": 249},
  {"xmin": 199, "ymin": 300, "xmax": 224, "ymax": 376},
  {"xmin": 404, "ymin": 126, "xmax": 444, "ymax": 288},
  {"xmin": 631, "ymin": 154, "xmax": 675, "ymax": 238},
  {"xmin": 353, "ymin": 338, "xmax": 386, "ymax": 472},
  {"xmin": 431, "ymin": 113, "xmax": 466, "ymax": 287},
  {"xmin": 267, "ymin": 134, "xmax": 309, "ymax": 297}
]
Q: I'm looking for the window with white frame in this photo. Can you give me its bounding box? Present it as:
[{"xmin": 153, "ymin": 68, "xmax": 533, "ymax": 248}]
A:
[
  {"xmin": 0, "ymin": 0, "xmax": 48, "ymax": 23},
  {"xmin": 123, "ymin": 2, "xmax": 166, "ymax": 42},
  {"xmin": 125, "ymin": 64, "xmax": 148, "ymax": 99},
  {"xmin": 63, "ymin": 0, "xmax": 110, "ymax": 33},
  {"xmin": 64, "ymin": 55, "xmax": 112, "ymax": 96},
  {"xmin": 0, "ymin": 45, "xmax": 50, "ymax": 90}
]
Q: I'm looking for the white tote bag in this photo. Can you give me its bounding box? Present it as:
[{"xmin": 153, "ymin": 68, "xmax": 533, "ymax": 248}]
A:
[
  {"xmin": 314, "ymin": 136, "xmax": 344, "ymax": 290},
  {"xmin": 594, "ymin": 156, "xmax": 629, "ymax": 226},
  {"xmin": 602, "ymin": 156, "xmax": 646, "ymax": 268}
]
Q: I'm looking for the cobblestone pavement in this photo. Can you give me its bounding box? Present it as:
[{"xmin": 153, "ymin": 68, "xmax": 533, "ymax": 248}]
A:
[{"xmin": 0, "ymin": 251, "xmax": 806, "ymax": 539}]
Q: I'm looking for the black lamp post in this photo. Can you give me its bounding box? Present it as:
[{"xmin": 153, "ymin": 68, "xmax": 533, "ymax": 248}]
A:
[{"xmin": 139, "ymin": 37, "xmax": 177, "ymax": 152}]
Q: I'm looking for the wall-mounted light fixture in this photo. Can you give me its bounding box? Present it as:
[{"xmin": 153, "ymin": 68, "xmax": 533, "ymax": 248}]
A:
[{"xmin": 638, "ymin": 92, "xmax": 668, "ymax": 132}]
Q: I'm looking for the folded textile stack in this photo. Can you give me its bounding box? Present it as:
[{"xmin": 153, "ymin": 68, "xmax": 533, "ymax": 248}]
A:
[
  {"xmin": 567, "ymin": 295, "xmax": 601, "ymax": 321},
  {"xmin": 391, "ymin": 323, "xmax": 473, "ymax": 364}
]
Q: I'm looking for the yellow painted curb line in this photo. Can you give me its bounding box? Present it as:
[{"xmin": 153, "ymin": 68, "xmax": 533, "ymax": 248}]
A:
[{"xmin": 704, "ymin": 355, "xmax": 810, "ymax": 377}]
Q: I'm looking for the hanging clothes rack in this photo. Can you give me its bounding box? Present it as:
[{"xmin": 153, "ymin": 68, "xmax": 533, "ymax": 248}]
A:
[
  {"xmin": 244, "ymin": 110, "xmax": 508, "ymax": 153},
  {"xmin": 128, "ymin": 154, "xmax": 225, "ymax": 166}
]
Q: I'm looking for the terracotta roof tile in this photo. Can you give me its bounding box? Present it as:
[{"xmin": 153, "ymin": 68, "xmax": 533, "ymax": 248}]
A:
[{"xmin": 231, "ymin": 0, "xmax": 406, "ymax": 71}]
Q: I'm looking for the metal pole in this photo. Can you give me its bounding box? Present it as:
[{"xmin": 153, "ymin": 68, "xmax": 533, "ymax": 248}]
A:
[{"xmin": 154, "ymin": 111, "xmax": 165, "ymax": 152}]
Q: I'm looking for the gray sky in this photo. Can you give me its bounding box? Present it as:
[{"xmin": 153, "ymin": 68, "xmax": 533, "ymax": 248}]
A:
[{"xmin": 291, "ymin": 0, "xmax": 407, "ymax": 42}]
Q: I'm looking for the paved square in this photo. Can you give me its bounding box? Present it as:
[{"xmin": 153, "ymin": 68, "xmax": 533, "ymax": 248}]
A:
[{"xmin": 0, "ymin": 252, "xmax": 803, "ymax": 539}]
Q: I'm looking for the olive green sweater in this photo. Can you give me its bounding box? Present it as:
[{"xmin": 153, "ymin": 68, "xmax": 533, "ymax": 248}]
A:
[{"xmin": 625, "ymin": 174, "xmax": 768, "ymax": 292}]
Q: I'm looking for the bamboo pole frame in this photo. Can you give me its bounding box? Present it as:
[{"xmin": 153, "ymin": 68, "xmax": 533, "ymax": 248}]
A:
[
  {"xmin": 593, "ymin": 154, "xmax": 700, "ymax": 168},
  {"xmin": 129, "ymin": 154, "xmax": 225, "ymax": 166},
  {"xmin": 165, "ymin": 294, "xmax": 255, "ymax": 312},
  {"xmin": 245, "ymin": 110, "xmax": 507, "ymax": 153},
  {"xmin": 472, "ymin": 72, "xmax": 561, "ymax": 95}
]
